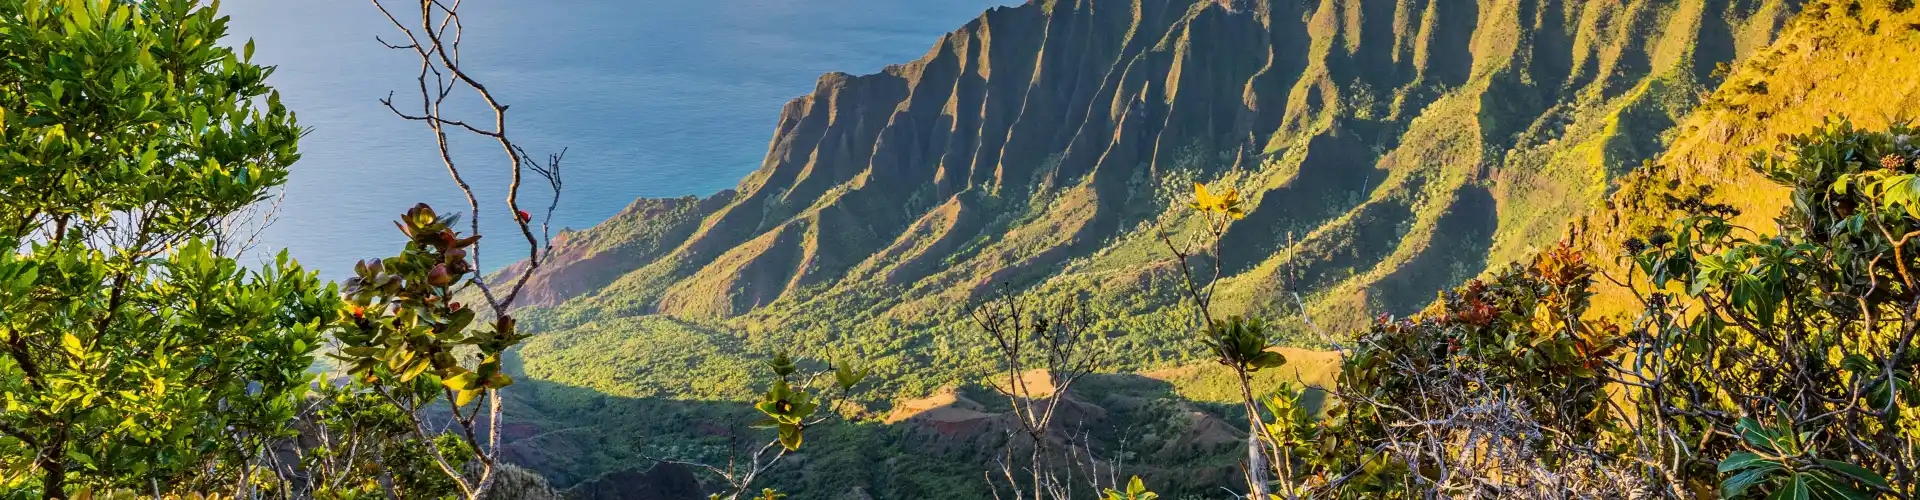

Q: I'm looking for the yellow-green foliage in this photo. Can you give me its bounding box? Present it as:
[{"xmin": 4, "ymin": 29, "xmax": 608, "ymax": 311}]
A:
[
  {"xmin": 1586, "ymin": 0, "xmax": 1920, "ymax": 316},
  {"xmin": 488, "ymin": 0, "xmax": 1920, "ymax": 497},
  {"xmin": 0, "ymin": 0, "xmax": 330, "ymax": 496},
  {"xmin": 503, "ymin": 1, "xmax": 1805, "ymax": 422},
  {"xmin": 518, "ymin": 316, "xmax": 759, "ymax": 401}
]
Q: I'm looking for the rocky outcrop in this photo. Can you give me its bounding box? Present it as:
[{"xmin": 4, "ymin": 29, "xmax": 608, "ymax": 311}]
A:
[{"xmin": 482, "ymin": 463, "xmax": 568, "ymax": 500}]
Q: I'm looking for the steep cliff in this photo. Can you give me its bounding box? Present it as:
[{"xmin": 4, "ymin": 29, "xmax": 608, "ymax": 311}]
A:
[
  {"xmin": 485, "ymin": 1, "xmax": 1920, "ymax": 497},
  {"xmin": 518, "ymin": 0, "xmax": 1796, "ymax": 333}
]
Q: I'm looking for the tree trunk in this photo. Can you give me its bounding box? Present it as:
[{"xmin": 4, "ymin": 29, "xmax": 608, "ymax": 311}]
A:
[
  {"xmin": 470, "ymin": 388, "xmax": 504, "ymax": 500},
  {"xmin": 39, "ymin": 434, "xmax": 66, "ymax": 500},
  {"xmin": 1246, "ymin": 418, "xmax": 1270, "ymax": 499},
  {"xmin": 1238, "ymin": 374, "xmax": 1271, "ymax": 500},
  {"xmin": 1032, "ymin": 443, "xmax": 1043, "ymax": 500}
]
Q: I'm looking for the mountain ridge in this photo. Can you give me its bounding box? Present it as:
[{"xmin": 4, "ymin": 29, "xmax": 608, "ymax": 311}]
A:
[
  {"xmin": 510, "ymin": 0, "xmax": 1798, "ymax": 339},
  {"xmin": 473, "ymin": 1, "xmax": 1920, "ymax": 497}
]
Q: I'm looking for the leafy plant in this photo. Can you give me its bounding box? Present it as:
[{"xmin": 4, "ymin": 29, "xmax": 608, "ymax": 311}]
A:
[
  {"xmin": 1100, "ymin": 476, "xmax": 1159, "ymax": 500},
  {"xmin": 325, "ymin": 203, "xmax": 528, "ymax": 496},
  {"xmin": 1609, "ymin": 120, "xmax": 1920, "ymax": 498},
  {"xmin": 969, "ymin": 288, "xmax": 1111, "ymax": 500},
  {"xmin": 754, "ymin": 378, "xmax": 818, "ymax": 451},
  {"xmin": 296, "ymin": 380, "xmax": 475, "ymax": 499},
  {"xmin": 676, "ymin": 351, "xmax": 872, "ymax": 500},
  {"xmin": 1203, "ymin": 316, "xmax": 1287, "ymax": 372},
  {"xmin": 1164, "ymin": 181, "xmax": 1308, "ymax": 499},
  {"xmin": 1718, "ymin": 410, "xmax": 1891, "ymax": 499},
  {"xmin": 0, "ymin": 0, "xmax": 327, "ymax": 495},
  {"xmin": 1188, "ymin": 182, "xmax": 1247, "ymax": 220},
  {"xmin": 334, "ymin": 205, "xmax": 521, "ymax": 403},
  {"xmin": 341, "ymin": 0, "xmax": 568, "ymax": 497}
]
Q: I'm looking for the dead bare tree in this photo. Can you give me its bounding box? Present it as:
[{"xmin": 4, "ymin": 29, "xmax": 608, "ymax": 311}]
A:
[
  {"xmin": 212, "ymin": 188, "xmax": 287, "ymax": 259},
  {"xmin": 1334, "ymin": 345, "xmax": 1650, "ymax": 499},
  {"xmin": 362, "ymin": 1, "xmax": 565, "ymax": 498},
  {"xmin": 972, "ymin": 287, "xmax": 1111, "ymax": 500}
]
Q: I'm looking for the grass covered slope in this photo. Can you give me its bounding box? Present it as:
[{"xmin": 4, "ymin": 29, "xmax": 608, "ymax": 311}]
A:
[
  {"xmin": 514, "ymin": 0, "xmax": 1796, "ymax": 395},
  {"xmin": 1581, "ymin": 0, "xmax": 1920, "ymax": 316},
  {"xmin": 484, "ymin": 0, "xmax": 1920, "ymax": 496}
]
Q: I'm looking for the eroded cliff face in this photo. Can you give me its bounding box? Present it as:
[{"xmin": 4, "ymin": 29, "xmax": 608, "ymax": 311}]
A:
[
  {"xmin": 519, "ymin": 0, "xmax": 1799, "ymax": 329},
  {"xmin": 488, "ymin": 2, "xmax": 1920, "ymax": 496}
]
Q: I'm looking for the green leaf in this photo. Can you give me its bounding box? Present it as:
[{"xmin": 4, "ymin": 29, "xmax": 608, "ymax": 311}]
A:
[
  {"xmin": 776, "ymin": 423, "xmax": 803, "ymax": 451},
  {"xmin": 339, "ymin": 346, "xmax": 383, "ymax": 357},
  {"xmin": 399, "ymin": 358, "xmax": 431, "ymax": 381},
  {"xmin": 454, "ymin": 388, "xmax": 481, "ymax": 407},
  {"xmin": 833, "ymin": 361, "xmax": 870, "ymax": 391},
  {"xmin": 1249, "ymin": 351, "xmax": 1288, "ymax": 370},
  {"xmin": 442, "ymin": 371, "xmax": 479, "ymax": 391},
  {"xmin": 766, "ymin": 351, "xmax": 798, "ymax": 378},
  {"xmin": 11, "ymin": 265, "xmax": 35, "ymax": 292},
  {"xmin": 1739, "ymin": 417, "xmax": 1781, "ymax": 450},
  {"xmin": 1815, "ymin": 459, "xmax": 1890, "ymax": 491},
  {"xmin": 1724, "ymin": 464, "xmax": 1781, "ymax": 498},
  {"xmin": 445, "ymin": 307, "xmax": 475, "ymax": 333},
  {"xmin": 1721, "ymin": 452, "xmax": 1768, "ymax": 473},
  {"xmin": 1765, "ymin": 474, "xmax": 1809, "ymax": 500},
  {"xmin": 69, "ymin": 448, "xmax": 95, "ymax": 469},
  {"xmin": 755, "ymin": 401, "xmax": 781, "ymax": 419},
  {"xmin": 1802, "ymin": 471, "xmax": 1874, "ymax": 500},
  {"xmin": 1840, "ymin": 354, "xmax": 1874, "ymax": 373},
  {"xmin": 1689, "ymin": 272, "xmax": 1714, "ymax": 296},
  {"xmin": 61, "ymin": 332, "xmax": 83, "ymax": 358}
]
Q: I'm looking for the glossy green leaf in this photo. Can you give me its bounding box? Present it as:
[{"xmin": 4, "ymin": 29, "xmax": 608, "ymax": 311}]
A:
[
  {"xmin": 1723, "ymin": 464, "xmax": 1782, "ymax": 498},
  {"xmin": 1720, "ymin": 452, "xmax": 1768, "ymax": 473},
  {"xmin": 1815, "ymin": 460, "xmax": 1890, "ymax": 491}
]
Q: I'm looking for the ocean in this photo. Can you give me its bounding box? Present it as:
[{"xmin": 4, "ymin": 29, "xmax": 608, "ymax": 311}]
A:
[{"xmin": 222, "ymin": 1, "xmax": 1013, "ymax": 277}]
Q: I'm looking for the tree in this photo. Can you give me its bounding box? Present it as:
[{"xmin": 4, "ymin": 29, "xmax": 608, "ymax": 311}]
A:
[
  {"xmin": 970, "ymin": 288, "xmax": 1111, "ymax": 500},
  {"xmin": 1160, "ymin": 181, "xmax": 1302, "ymax": 499},
  {"xmin": 1330, "ymin": 244, "xmax": 1634, "ymax": 498},
  {"xmin": 315, "ymin": 0, "xmax": 567, "ymax": 497},
  {"xmin": 653, "ymin": 351, "xmax": 871, "ymax": 500},
  {"xmin": 1147, "ymin": 124, "xmax": 1920, "ymax": 498},
  {"xmin": 0, "ymin": 0, "xmax": 334, "ymax": 497},
  {"xmin": 292, "ymin": 377, "xmax": 480, "ymax": 499},
  {"xmin": 1613, "ymin": 120, "xmax": 1914, "ymax": 499},
  {"xmin": 1290, "ymin": 121, "xmax": 1920, "ymax": 499}
]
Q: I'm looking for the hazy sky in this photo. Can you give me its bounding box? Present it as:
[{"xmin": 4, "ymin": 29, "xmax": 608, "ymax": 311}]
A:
[{"xmin": 217, "ymin": 1, "xmax": 1014, "ymax": 276}]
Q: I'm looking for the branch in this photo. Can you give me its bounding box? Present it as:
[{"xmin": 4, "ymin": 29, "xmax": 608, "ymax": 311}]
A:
[{"xmin": 0, "ymin": 421, "xmax": 38, "ymax": 447}]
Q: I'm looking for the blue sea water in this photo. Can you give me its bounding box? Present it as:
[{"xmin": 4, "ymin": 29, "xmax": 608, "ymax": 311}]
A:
[{"xmin": 222, "ymin": 1, "xmax": 1013, "ymax": 277}]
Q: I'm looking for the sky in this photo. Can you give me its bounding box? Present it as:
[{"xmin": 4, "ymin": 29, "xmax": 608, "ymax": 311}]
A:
[{"xmin": 218, "ymin": 1, "xmax": 1016, "ymax": 276}]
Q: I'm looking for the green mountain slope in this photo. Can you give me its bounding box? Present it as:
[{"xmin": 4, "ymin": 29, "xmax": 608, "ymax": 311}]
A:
[
  {"xmin": 480, "ymin": 0, "xmax": 1880, "ymax": 496},
  {"xmin": 1581, "ymin": 0, "xmax": 1920, "ymax": 316},
  {"xmin": 512, "ymin": 0, "xmax": 1795, "ymax": 392}
]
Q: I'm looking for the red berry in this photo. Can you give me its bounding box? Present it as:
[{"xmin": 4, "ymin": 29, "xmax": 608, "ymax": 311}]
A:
[{"xmin": 516, "ymin": 209, "xmax": 532, "ymax": 222}]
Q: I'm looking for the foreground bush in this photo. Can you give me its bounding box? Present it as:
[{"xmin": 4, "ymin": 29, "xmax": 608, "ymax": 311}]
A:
[
  {"xmin": 0, "ymin": 0, "xmax": 329, "ymax": 496},
  {"xmin": 1268, "ymin": 121, "xmax": 1919, "ymax": 499}
]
